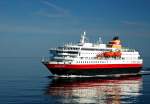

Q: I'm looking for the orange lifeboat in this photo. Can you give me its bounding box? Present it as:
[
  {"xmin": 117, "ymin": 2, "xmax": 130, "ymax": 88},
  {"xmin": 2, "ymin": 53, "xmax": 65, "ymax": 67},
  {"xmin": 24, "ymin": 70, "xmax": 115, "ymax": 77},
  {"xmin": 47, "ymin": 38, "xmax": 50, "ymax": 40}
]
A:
[
  {"xmin": 103, "ymin": 51, "xmax": 121, "ymax": 57},
  {"xmin": 114, "ymin": 51, "xmax": 122, "ymax": 57},
  {"xmin": 103, "ymin": 52, "xmax": 114, "ymax": 57}
]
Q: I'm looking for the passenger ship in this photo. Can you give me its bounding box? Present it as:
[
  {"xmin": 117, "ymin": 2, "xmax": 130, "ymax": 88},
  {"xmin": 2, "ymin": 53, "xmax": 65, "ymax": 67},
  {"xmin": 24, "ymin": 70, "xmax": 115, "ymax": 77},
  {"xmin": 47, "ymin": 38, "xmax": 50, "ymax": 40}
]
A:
[{"xmin": 42, "ymin": 32, "xmax": 143, "ymax": 76}]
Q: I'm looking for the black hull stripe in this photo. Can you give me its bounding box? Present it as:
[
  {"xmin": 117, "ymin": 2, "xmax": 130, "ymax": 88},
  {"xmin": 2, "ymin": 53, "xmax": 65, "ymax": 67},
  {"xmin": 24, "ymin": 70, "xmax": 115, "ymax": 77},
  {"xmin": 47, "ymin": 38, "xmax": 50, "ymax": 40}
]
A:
[{"xmin": 47, "ymin": 68, "xmax": 141, "ymax": 75}]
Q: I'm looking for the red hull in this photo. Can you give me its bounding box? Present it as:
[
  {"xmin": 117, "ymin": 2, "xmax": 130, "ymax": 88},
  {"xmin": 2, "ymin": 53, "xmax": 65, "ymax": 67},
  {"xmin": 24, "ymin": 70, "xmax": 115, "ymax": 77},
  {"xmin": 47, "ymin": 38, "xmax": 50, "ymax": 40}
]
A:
[
  {"xmin": 43, "ymin": 63, "xmax": 142, "ymax": 75},
  {"xmin": 46, "ymin": 64, "xmax": 143, "ymax": 69}
]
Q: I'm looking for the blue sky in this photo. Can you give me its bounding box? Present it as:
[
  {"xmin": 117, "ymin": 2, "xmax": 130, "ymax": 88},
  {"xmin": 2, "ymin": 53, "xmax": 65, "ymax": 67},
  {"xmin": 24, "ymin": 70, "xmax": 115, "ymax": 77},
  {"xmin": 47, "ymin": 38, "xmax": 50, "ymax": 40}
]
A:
[{"xmin": 0, "ymin": 0, "xmax": 150, "ymax": 57}]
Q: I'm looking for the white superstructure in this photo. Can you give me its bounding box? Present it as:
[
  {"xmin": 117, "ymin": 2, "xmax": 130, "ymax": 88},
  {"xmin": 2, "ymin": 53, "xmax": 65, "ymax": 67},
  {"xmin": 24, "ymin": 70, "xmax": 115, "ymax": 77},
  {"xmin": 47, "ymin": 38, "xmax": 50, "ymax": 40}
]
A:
[{"xmin": 48, "ymin": 32, "xmax": 143, "ymax": 65}]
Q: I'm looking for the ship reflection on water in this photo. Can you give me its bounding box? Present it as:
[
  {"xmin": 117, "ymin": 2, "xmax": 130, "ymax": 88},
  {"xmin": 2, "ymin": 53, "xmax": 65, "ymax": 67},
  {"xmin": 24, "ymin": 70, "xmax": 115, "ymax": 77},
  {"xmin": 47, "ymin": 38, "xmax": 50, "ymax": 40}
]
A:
[{"xmin": 45, "ymin": 76, "xmax": 143, "ymax": 104}]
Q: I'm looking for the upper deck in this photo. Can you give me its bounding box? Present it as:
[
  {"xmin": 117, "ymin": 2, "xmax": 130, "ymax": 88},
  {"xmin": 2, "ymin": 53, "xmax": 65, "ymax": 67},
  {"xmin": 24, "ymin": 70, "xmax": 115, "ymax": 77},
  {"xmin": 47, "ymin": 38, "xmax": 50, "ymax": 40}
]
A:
[{"xmin": 50, "ymin": 31, "xmax": 138, "ymax": 53}]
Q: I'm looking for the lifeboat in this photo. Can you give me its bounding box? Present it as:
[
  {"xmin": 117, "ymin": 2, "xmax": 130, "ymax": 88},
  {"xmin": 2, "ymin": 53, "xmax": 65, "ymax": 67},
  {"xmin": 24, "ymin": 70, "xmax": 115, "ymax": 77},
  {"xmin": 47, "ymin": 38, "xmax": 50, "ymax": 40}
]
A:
[
  {"xmin": 114, "ymin": 51, "xmax": 121, "ymax": 57},
  {"xmin": 103, "ymin": 51, "xmax": 121, "ymax": 57},
  {"xmin": 103, "ymin": 52, "xmax": 114, "ymax": 57}
]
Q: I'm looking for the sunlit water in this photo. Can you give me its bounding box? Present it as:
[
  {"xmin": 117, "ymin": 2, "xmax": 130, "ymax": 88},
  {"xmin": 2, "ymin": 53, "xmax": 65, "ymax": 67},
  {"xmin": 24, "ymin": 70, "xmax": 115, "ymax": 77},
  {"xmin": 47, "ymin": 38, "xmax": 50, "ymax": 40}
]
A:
[{"xmin": 0, "ymin": 57, "xmax": 150, "ymax": 104}]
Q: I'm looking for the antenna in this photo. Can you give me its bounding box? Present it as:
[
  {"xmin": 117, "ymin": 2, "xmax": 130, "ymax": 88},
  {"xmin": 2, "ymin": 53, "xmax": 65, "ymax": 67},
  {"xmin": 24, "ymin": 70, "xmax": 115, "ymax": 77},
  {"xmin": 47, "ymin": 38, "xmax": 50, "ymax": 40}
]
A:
[
  {"xmin": 99, "ymin": 37, "xmax": 103, "ymax": 44},
  {"xmin": 83, "ymin": 31, "xmax": 86, "ymax": 36},
  {"xmin": 98, "ymin": 32, "xmax": 103, "ymax": 44},
  {"xmin": 80, "ymin": 31, "xmax": 86, "ymax": 44},
  {"xmin": 114, "ymin": 32, "xmax": 119, "ymax": 37}
]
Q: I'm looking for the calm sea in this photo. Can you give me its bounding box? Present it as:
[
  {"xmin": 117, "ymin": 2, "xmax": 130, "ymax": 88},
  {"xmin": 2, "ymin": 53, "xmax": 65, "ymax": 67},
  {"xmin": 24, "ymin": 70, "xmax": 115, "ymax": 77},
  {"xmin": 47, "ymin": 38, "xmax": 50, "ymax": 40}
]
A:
[{"xmin": 0, "ymin": 57, "xmax": 150, "ymax": 104}]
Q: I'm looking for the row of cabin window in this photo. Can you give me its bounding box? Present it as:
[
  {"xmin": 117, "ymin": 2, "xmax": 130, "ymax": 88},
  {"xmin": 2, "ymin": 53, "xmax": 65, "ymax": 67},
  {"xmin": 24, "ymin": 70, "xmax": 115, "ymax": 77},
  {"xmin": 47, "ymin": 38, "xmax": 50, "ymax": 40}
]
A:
[
  {"xmin": 81, "ymin": 48, "xmax": 111, "ymax": 51},
  {"xmin": 76, "ymin": 61, "xmax": 107, "ymax": 64},
  {"xmin": 76, "ymin": 60, "xmax": 134, "ymax": 64},
  {"xmin": 81, "ymin": 52, "xmax": 97, "ymax": 54},
  {"xmin": 58, "ymin": 47, "xmax": 79, "ymax": 50},
  {"xmin": 80, "ymin": 57, "xmax": 95, "ymax": 59},
  {"xmin": 56, "ymin": 51, "xmax": 78, "ymax": 54}
]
